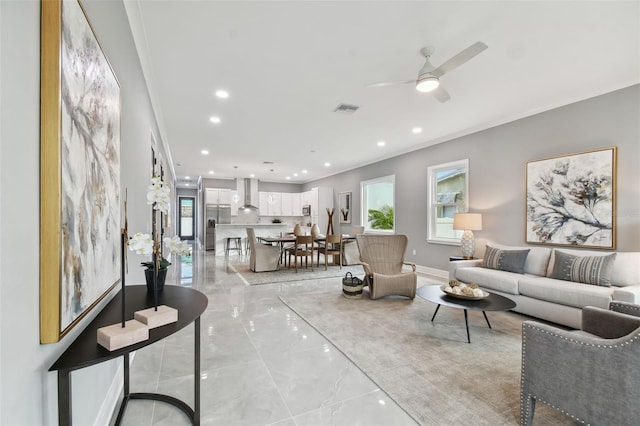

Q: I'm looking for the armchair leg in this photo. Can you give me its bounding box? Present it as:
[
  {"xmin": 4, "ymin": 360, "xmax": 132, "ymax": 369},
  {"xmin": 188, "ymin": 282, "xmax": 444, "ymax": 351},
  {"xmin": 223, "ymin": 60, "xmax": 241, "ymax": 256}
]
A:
[{"xmin": 520, "ymin": 394, "xmax": 536, "ymax": 426}]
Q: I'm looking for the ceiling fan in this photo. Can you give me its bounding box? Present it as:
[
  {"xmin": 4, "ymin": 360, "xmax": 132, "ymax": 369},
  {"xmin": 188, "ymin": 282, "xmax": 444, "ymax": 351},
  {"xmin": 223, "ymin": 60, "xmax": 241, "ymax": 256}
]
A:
[{"xmin": 368, "ymin": 41, "xmax": 488, "ymax": 103}]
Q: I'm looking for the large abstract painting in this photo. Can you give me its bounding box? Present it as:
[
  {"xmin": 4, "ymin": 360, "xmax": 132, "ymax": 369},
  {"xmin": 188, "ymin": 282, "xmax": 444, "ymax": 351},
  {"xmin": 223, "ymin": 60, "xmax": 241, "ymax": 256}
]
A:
[
  {"xmin": 526, "ymin": 147, "xmax": 616, "ymax": 249},
  {"xmin": 40, "ymin": 0, "xmax": 121, "ymax": 343}
]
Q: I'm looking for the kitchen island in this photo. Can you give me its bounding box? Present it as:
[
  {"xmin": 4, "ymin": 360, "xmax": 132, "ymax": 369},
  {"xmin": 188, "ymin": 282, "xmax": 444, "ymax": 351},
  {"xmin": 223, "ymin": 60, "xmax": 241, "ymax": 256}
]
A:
[{"xmin": 214, "ymin": 223, "xmax": 290, "ymax": 255}]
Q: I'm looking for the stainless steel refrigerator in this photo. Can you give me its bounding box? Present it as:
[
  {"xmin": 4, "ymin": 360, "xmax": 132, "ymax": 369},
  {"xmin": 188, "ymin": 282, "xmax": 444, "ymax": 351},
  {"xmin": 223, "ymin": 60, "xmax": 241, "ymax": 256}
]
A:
[{"xmin": 205, "ymin": 204, "xmax": 231, "ymax": 251}]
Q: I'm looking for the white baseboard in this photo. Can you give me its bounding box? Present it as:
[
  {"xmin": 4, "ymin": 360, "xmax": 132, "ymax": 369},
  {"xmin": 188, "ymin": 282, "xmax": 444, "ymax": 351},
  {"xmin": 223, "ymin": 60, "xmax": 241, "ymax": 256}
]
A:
[
  {"xmin": 93, "ymin": 353, "xmax": 136, "ymax": 426},
  {"xmin": 415, "ymin": 264, "xmax": 447, "ymax": 281}
]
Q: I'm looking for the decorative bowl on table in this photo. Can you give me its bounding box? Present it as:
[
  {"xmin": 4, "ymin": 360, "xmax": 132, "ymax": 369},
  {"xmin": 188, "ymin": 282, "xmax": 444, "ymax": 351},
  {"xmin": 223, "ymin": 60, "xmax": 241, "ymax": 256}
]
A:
[{"xmin": 441, "ymin": 281, "xmax": 489, "ymax": 300}]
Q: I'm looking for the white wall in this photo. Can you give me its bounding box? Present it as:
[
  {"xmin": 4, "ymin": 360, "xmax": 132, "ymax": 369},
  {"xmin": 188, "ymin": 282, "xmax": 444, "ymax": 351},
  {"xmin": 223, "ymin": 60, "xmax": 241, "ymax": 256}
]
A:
[
  {"xmin": 1, "ymin": 1, "xmax": 169, "ymax": 424},
  {"xmin": 310, "ymin": 85, "xmax": 640, "ymax": 270}
]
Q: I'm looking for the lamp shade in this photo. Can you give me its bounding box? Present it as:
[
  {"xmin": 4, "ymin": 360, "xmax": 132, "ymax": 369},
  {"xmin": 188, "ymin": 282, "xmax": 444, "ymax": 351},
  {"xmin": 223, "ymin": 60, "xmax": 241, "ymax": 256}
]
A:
[{"xmin": 453, "ymin": 213, "xmax": 482, "ymax": 231}]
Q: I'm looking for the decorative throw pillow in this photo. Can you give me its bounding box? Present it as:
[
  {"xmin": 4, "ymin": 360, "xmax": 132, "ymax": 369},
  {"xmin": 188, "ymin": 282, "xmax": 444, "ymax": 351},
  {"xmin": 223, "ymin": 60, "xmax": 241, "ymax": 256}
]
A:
[
  {"xmin": 550, "ymin": 251, "xmax": 617, "ymax": 287},
  {"xmin": 482, "ymin": 246, "xmax": 530, "ymax": 274}
]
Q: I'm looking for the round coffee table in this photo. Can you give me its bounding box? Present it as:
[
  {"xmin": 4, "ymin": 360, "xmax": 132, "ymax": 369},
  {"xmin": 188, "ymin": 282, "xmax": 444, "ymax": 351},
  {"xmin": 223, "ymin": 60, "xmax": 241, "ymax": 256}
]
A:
[{"xmin": 416, "ymin": 285, "xmax": 516, "ymax": 343}]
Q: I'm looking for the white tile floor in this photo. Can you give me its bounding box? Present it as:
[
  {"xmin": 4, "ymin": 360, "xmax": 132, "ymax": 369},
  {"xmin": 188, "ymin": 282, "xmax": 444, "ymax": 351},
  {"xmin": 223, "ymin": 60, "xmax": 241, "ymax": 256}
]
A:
[{"xmin": 116, "ymin": 243, "xmax": 434, "ymax": 426}]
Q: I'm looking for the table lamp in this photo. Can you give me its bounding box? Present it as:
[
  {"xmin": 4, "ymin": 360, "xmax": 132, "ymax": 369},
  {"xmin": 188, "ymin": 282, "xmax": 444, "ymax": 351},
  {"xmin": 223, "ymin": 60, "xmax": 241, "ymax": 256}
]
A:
[{"xmin": 453, "ymin": 213, "xmax": 483, "ymax": 259}]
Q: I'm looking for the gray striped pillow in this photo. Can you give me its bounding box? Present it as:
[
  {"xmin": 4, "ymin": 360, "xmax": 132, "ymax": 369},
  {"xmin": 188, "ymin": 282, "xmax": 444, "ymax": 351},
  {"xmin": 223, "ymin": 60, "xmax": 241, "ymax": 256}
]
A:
[
  {"xmin": 482, "ymin": 246, "xmax": 530, "ymax": 274},
  {"xmin": 550, "ymin": 251, "xmax": 617, "ymax": 287}
]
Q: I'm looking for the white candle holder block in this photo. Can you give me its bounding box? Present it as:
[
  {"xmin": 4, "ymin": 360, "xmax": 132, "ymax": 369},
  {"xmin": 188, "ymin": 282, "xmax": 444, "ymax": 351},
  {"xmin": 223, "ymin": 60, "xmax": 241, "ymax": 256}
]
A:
[
  {"xmin": 97, "ymin": 320, "xmax": 149, "ymax": 351},
  {"xmin": 134, "ymin": 305, "xmax": 178, "ymax": 329}
]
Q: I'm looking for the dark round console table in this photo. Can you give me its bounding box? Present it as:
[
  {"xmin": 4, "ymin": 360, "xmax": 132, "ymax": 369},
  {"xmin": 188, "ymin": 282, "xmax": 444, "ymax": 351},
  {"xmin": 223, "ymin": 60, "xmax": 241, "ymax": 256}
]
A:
[
  {"xmin": 49, "ymin": 285, "xmax": 208, "ymax": 425},
  {"xmin": 417, "ymin": 284, "xmax": 516, "ymax": 343}
]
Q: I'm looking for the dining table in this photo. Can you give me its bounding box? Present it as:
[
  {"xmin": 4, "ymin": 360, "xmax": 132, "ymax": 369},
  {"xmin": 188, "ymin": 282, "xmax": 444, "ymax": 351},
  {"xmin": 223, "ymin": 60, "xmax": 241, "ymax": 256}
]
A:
[{"xmin": 257, "ymin": 234, "xmax": 356, "ymax": 266}]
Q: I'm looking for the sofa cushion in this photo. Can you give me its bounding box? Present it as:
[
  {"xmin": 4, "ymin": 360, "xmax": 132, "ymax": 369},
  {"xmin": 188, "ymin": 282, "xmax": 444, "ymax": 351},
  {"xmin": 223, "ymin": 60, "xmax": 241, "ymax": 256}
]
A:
[
  {"xmin": 549, "ymin": 251, "xmax": 617, "ymax": 287},
  {"xmin": 518, "ymin": 276, "xmax": 612, "ymax": 309},
  {"xmin": 547, "ymin": 248, "xmax": 640, "ymax": 287},
  {"xmin": 482, "ymin": 245, "xmax": 530, "ymax": 274},
  {"xmin": 485, "ymin": 243, "xmax": 552, "ymax": 276},
  {"xmin": 455, "ymin": 266, "xmax": 524, "ymax": 295}
]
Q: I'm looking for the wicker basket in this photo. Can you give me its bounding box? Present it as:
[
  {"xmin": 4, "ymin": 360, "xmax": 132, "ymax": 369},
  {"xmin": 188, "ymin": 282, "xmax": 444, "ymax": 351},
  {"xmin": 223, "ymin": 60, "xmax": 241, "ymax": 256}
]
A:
[{"xmin": 342, "ymin": 272, "xmax": 363, "ymax": 299}]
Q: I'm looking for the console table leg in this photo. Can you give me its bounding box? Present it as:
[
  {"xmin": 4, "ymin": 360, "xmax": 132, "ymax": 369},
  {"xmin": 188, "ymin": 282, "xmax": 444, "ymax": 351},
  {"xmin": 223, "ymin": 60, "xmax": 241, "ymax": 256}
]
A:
[
  {"xmin": 194, "ymin": 317, "xmax": 201, "ymax": 426},
  {"xmin": 58, "ymin": 369, "xmax": 71, "ymax": 426},
  {"xmin": 123, "ymin": 352, "xmax": 130, "ymax": 397},
  {"xmin": 464, "ymin": 309, "xmax": 471, "ymax": 343},
  {"xmin": 114, "ymin": 352, "xmax": 131, "ymax": 426}
]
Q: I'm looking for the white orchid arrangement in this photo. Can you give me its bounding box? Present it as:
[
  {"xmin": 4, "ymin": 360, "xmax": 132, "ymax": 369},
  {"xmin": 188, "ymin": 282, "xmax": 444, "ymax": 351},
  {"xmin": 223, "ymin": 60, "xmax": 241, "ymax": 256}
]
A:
[{"xmin": 128, "ymin": 177, "xmax": 191, "ymax": 271}]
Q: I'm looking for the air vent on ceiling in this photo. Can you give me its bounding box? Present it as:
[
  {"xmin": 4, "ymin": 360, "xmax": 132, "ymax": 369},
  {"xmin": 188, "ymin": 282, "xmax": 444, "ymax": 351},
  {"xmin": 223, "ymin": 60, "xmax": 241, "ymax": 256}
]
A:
[{"xmin": 334, "ymin": 103, "xmax": 359, "ymax": 114}]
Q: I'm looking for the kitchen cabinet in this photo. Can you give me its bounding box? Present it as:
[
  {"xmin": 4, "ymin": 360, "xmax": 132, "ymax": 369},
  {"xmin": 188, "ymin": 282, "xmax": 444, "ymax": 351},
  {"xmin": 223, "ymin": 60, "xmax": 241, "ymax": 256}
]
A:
[
  {"xmin": 310, "ymin": 188, "xmax": 319, "ymax": 216},
  {"xmin": 311, "ymin": 187, "xmax": 334, "ymax": 234},
  {"xmin": 231, "ymin": 190, "xmax": 238, "ymax": 216},
  {"xmin": 218, "ymin": 189, "xmax": 231, "ymax": 205},
  {"xmin": 258, "ymin": 192, "xmax": 282, "ymax": 216},
  {"xmin": 301, "ymin": 190, "xmax": 313, "ymax": 208},
  {"xmin": 205, "ymin": 188, "xmax": 231, "ymax": 205},
  {"xmin": 205, "ymin": 188, "xmax": 218, "ymax": 205},
  {"xmin": 291, "ymin": 192, "xmax": 302, "ymax": 216},
  {"xmin": 257, "ymin": 189, "xmax": 330, "ymax": 220},
  {"xmin": 281, "ymin": 192, "xmax": 301, "ymax": 216}
]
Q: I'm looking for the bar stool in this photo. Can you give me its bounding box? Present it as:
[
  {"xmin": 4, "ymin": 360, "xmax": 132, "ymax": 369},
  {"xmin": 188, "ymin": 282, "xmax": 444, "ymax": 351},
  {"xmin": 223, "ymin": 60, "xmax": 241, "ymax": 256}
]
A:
[{"xmin": 225, "ymin": 237, "xmax": 242, "ymax": 256}]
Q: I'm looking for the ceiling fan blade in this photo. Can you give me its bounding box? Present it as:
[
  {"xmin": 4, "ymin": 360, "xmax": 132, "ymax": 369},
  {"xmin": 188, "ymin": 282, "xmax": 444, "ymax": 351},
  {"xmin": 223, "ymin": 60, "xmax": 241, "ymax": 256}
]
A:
[
  {"xmin": 431, "ymin": 41, "xmax": 488, "ymax": 78},
  {"xmin": 431, "ymin": 85, "xmax": 451, "ymax": 103},
  {"xmin": 367, "ymin": 79, "xmax": 414, "ymax": 88}
]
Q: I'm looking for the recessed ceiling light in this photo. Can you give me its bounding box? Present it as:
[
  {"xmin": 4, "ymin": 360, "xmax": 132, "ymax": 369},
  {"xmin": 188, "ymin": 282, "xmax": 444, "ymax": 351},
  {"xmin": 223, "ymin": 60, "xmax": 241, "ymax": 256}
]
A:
[
  {"xmin": 293, "ymin": 173, "xmax": 298, "ymax": 177},
  {"xmin": 377, "ymin": 140, "xmax": 386, "ymax": 147},
  {"xmin": 209, "ymin": 116, "xmax": 221, "ymax": 124},
  {"xmin": 412, "ymin": 127, "xmax": 423, "ymax": 134},
  {"xmin": 215, "ymin": 89, "xmax": 229, "ymax": 99},
  {"xmin": 286, "ymin": 176, "xmax": 291, "ymax": 180},
  {"xmin": 209, "ymin": 170, "xmax": 214, "ymax": 174},
  {"xmin": 324, "ymin": 162, "xmax": 331, "ymax": 167},
  {"xmin": 249, "ymin": 173, "xmax": 255, "ymax": 178},
  {"xmin": 201, "ymin": 149, "xmax": 209, "ymax": 155},
  {"xmin": 185, "ymin": 176, "xmax": 191, "ymax": 180},
  {"xmin": 302, "ymin": 170, "xmax": 308, "ymax": 174},
  {"xmin": 185, "ymin": 183, "xmax": 189, "ymax": 186}
]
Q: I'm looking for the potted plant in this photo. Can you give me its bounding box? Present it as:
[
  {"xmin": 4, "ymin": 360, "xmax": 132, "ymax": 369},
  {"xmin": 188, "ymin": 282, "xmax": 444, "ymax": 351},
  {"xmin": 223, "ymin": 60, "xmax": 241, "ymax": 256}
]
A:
[{"xmin": 129, "ymin": 178, "xmax": 191, "ymax": 293}]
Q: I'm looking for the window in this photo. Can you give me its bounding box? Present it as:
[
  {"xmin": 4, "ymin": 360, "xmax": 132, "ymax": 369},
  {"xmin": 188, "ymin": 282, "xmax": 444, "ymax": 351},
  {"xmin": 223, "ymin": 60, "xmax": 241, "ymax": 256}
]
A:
[
  {"xmin": 178, "ymin": 197, "xmax": 195, "ymax": 239},
  {"xmin": 427, "ymin": 159, "xmax": 469, "ymax": 244},
  {"xmin": 361, "ymin": 175, "xmax": 395, "ymax": 233}
]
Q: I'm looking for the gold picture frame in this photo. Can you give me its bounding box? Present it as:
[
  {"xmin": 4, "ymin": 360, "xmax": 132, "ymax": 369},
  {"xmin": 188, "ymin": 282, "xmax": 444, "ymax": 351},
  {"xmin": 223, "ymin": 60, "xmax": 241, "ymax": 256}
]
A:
[
  {"xmin": 525, "ymin": 147, "xmax": 616, "ymax": 249},
  {"xmin": 40, "ymin": 0, "xmax": 121, "ymax": 343}
]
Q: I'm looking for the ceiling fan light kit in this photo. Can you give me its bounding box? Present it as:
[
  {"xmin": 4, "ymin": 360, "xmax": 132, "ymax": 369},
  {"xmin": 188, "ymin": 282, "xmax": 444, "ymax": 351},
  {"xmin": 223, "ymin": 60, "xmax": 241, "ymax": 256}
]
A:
[
  {"xmin": 416, "ymin": 75, "xmax": 439, "ymax": 92},
  {"xmin": 369, "ymin": 41, "xmax": 487, "ymax": 103}
]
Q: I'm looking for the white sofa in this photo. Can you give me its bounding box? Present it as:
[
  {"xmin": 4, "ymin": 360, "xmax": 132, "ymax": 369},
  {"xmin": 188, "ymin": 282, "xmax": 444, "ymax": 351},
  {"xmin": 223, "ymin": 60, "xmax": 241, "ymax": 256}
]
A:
[{"xmin": 449, "ymin": 243, "xmax": 640, "ymax": 329}]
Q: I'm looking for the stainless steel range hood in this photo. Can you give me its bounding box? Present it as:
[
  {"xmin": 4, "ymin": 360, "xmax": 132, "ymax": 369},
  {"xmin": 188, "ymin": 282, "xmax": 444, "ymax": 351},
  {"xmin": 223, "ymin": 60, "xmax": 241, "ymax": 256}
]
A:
[{"xmin": 238, "ymin": 178, "xmax": 259, "ymax": 210}]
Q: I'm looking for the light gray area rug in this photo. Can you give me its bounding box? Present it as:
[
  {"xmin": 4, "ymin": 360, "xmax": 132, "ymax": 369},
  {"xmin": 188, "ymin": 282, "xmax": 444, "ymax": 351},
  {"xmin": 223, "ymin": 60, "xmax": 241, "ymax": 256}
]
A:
[
  {"xmin": 280, "ymin": 287, "xmax": 573, "ymax": 426},
  {"xmin": 230, "ymin": 262, "xmax": 365, "ymax": 285}
]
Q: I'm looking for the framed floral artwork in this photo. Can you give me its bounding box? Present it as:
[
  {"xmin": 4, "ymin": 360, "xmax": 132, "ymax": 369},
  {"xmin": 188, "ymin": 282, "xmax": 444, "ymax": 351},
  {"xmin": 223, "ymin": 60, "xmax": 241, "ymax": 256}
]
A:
[
  {"xmin": 525, "ymin": 147, "xmax": 616, "ymax": 249},
  {"xmin": 40, "ymin": 0, "xmax": 121, "ymax": 343}
]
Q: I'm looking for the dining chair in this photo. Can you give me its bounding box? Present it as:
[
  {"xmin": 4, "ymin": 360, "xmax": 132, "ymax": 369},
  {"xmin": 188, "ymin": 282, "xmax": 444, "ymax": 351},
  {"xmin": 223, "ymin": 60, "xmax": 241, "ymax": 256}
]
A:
[
  {"xmin": 287, "ymin": 235, "xmax": 315, "ymax": 272},
  {"xmin": 246, "ymin": 228, "xmax": 280, "ymax": 272},
  {"xmin": 311, "ymin": 223, "xmax": 324, "ymax": 265},
  {"xmin": 318, "ymin": 234, "xmax": 342, "ymax": 270},
  {"xmin": 343, "ymin": 225, "xmax": 364, "ymax": 265}
]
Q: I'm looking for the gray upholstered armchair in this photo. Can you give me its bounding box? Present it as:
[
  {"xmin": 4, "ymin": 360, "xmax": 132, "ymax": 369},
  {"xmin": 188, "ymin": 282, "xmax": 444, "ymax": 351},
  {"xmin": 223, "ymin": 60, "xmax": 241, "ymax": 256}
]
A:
[
  {"xmin": 521, "ymin": 301, "xmax": 640, "ymax": 425},
  {"xmin": 356, "ymin": 234, "xmax": 417, "ymax": 299},
  {"xmin": 246, "ymin": 227, "xmax": 280, "ymax": 272}
]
